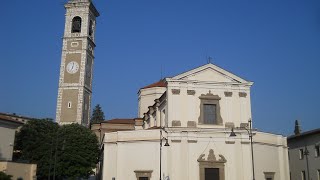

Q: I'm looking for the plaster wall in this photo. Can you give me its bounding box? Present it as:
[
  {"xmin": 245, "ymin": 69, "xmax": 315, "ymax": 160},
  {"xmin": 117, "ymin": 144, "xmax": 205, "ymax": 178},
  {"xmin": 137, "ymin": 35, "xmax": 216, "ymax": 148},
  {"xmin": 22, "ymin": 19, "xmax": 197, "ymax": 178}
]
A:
[
  {"xmin": 166, "ymin": 81, "xmax": 251, "ymax": 128},
  {"xmin": 138, "ymin": 87, "xmax": 166, "ymax": 118},
  {"xmin": 60, "ymin": 89, "xmax": 79, "ymax": 122},
  {"xmin": 243, "ymin": 132, "xmax": 290, "ymax": 180},
  {"xmin": 0, "ymin": 126, "xmax": 15, "ymax": 161},
  {"xmin": 0, "ymin": 162, "xmax": 37, "ymax": 180},
  {"xmin": 102, "ymin": 130, "xmax": 289, "ymax": 180},
  {"xmin": 288, "ymin": 133, "xmax": 320, "ymax": 180}
]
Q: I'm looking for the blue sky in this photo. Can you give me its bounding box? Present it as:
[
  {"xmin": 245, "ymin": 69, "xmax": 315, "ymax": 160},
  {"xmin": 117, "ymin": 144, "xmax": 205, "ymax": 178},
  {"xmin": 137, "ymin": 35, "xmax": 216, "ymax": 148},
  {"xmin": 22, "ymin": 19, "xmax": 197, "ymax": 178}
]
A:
[{"xmin": 0, "ymin": 0, "xmax": 319, "ymax": 135}]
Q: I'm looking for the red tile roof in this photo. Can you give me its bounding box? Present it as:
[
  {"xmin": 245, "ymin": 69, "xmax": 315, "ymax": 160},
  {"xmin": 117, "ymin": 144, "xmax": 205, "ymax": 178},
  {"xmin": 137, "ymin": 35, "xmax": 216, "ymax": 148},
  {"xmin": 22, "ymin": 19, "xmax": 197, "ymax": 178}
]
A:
[
  {"xmin": 141, "ymin": 80, "xmax": 167, "ymax": 89},
  {"xmin": 103, "ymin": 119, "xmax": 135, "ymax": 124}
]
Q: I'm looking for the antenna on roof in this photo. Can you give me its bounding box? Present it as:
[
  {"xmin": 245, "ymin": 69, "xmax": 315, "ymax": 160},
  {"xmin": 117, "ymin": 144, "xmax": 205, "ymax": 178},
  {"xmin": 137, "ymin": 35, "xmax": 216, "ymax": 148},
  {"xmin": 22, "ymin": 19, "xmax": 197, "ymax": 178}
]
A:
[
  {"xmin": 160, "ymin": 65, "xmax": 163, "ymax": 80},
  {"xmin": 207, "ymin": 56, "xmax": 213, "ymax": 64}
]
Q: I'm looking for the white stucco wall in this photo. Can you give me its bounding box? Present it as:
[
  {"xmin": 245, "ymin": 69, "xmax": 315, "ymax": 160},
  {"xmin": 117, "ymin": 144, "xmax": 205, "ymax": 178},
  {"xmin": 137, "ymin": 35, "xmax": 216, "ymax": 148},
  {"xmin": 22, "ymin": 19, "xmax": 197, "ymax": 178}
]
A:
[
  {"xmin": 138, "ymin": 87, "xmax": 166, "ymax": 118},
  {"xmin": 0, "ymin": 126, "xmax": 16, "ymax": 161},
  {"xmin": 103, "ymin": 129, "xmax": 289, "ymax": 180},
  {"xmin": 166, "ymin": 81, "xmax": 252, "ymax": 128},
  {"xmin": 103, "ymin": 64, "xmax": 289, "ymax": 180},
  {"xmin": 253, "ymin": 132, "xmax": 290, "ymax": 180}
]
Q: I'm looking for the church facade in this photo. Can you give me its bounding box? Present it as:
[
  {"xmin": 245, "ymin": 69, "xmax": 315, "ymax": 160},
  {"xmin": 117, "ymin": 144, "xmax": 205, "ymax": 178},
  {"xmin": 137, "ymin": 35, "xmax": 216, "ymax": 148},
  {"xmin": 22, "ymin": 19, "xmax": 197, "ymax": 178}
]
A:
[
  {"xmin": 101, "ymin": 64, "xmax": 290, "ymax": 180},
  {"xmin": 54, "ymin": 1, "xmax": 290, "ymax": 179}
]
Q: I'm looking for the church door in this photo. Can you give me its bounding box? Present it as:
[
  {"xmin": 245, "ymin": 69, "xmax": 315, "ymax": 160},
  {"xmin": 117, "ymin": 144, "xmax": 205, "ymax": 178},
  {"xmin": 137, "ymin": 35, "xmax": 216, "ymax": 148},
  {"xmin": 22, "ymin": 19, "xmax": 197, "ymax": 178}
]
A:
[
  {"xmin": 139, "ymin": 177, "xmax": 149, "ymax": 180},
  {"xmin": 205, "ymin": 168, "xmax": 220, "ymax": 180}
]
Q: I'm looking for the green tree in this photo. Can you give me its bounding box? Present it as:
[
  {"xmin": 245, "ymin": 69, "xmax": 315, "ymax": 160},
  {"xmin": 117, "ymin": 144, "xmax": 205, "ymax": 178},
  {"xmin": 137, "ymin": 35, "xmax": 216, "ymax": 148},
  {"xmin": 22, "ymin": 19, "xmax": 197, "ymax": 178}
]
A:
[
  {"xmin": 90, "ymin": 104, "xmax": 105, "ymax": 124},
  {"xmin": 54, "ymin": 124, "xmax": 99, "ymax": 179},
  {"xmin": 14, "ymin": 119, "xmax": 59, "ymax": 179},
  {"xmin": 0, "ymin": 172, "xmax": 13, "ymax": 180},
  {"xmin": 15, "ymin": 120, "xmax": 99, "ymax": 179}
]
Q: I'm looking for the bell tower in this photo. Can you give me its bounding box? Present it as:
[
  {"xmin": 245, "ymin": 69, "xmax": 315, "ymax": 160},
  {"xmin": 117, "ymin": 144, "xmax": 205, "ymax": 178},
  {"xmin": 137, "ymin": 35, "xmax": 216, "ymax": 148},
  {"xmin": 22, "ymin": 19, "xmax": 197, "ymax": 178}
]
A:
[{"xmin": 56, "ymin": 0, "xmax": 99, "ymax": 126}]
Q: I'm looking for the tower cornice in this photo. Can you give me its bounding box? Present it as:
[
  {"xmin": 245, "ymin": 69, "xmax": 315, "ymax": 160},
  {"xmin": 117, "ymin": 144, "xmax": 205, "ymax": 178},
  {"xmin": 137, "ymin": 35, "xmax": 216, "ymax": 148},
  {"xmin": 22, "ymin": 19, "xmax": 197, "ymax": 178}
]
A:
[{"xmin": 65, "ymin": 1, "xmax": 100, "ymax": 17}]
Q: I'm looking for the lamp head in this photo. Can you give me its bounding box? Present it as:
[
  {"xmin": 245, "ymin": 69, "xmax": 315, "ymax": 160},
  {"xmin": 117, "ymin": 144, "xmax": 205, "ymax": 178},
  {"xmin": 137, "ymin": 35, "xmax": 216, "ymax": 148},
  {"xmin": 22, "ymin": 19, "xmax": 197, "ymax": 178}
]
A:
[{"xmin": 229, "ymin": 128, "xmax": 237, "ymax": 137}]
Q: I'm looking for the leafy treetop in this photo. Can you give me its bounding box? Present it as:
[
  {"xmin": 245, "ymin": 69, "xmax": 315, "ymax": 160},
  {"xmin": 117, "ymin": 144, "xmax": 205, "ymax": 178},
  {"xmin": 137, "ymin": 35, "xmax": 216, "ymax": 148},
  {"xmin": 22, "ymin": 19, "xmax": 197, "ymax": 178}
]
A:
[
  {"xmin": 90, "ymin": 104, "xmax": 105, "ymax": 124},
  {"xmin": 15, "ymin": 119, "xmax": 99, "ymax": 179}
]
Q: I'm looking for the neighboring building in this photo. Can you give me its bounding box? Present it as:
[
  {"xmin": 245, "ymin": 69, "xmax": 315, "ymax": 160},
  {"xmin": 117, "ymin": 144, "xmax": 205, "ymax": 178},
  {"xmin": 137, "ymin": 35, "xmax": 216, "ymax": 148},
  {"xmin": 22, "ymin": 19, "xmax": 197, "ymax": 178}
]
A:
[
  {"xmin": 0, "ymin": 114, "xmax": 37, "ymax": 179},
  {"xmin": 287, "ymin": 124, "xmax": 320, "ymax": 180},
  {"xmin": 55, "ymin": 0, "xmax": 100, "ymax": 126},
  {"xmin": 91, "ymin": 118, "xmax": 143, "ymax": 143},
  {"xmin": 101, "ymin": 63, "xmax": 290, "ymax": 180},
  {"xmin": 0, "ymin": 112, "xmax": 33, "ymax": 125},
  {"xmin": 0, "ymin": 161, "xmax": 37, "ymax": 180},
  {"xmin": 0, "ymin": 115, "xmax": 24, "ymax": 161}
]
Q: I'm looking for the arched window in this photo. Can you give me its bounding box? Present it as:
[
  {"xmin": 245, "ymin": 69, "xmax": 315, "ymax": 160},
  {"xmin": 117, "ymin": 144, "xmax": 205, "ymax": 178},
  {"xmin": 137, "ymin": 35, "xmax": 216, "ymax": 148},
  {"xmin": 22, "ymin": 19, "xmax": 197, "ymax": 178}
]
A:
[{"xmin": 72, "ymin": 16, "xmax": 82, "ymax": 33}]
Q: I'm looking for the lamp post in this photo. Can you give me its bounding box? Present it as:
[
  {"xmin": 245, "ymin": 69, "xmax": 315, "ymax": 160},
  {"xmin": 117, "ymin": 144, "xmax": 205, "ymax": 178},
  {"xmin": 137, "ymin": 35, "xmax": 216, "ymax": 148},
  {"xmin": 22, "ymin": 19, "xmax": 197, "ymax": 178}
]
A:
[
  {"xmin": 304, "ymin": 146, "xmax": 310, "ymax": 180},
  {"xmin": 230, "ymin": 119, "xmax": 255, "ymax": 180},
  {"xmin": 160, "ymin": 127, "xmax": 170, "ymax": 180}
]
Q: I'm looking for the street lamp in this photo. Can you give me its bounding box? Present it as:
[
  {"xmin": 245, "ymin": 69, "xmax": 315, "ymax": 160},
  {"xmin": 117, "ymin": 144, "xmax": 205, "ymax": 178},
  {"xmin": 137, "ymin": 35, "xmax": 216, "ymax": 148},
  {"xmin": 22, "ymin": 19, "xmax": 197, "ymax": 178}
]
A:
[
  {"xmin": 230, "ymin": 119, "xmax": 255, "ymax": 180},
  {"xmin": 304, "ymin": 146, "xmax": 310, "ymax": 180},
  {"xmin": 160, "ymin": 127, "xmax": 169, "ymax": 180}
]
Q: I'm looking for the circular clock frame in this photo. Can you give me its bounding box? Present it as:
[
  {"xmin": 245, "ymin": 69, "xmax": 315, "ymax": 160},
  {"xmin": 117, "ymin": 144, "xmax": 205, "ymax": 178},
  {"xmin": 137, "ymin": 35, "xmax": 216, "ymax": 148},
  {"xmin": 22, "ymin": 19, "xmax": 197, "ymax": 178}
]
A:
[{"xmin": 66, "ymin": 61, "xmax": 79, "ymax": 74}]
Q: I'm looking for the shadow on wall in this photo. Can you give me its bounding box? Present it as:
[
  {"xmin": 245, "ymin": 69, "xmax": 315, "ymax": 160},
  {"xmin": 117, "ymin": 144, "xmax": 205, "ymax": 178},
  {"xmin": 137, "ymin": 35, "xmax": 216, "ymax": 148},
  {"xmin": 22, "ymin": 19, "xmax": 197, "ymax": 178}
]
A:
[{"xmin": 0, "ymin": 149, "xmax": 3, "ymax": 161}]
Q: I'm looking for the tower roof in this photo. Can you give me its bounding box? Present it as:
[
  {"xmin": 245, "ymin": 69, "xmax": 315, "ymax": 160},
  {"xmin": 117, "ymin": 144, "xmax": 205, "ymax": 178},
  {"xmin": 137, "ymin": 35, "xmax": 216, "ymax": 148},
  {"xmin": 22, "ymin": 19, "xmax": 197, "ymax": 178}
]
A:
[{"xmin": 141, "ymin": 80, "xmax": 167, "ymax": 89}]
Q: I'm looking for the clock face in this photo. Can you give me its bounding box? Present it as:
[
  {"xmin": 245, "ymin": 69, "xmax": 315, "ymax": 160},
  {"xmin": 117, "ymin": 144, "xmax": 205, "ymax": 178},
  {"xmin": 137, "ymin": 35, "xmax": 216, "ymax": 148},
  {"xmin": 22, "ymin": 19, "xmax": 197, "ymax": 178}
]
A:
[{"xmin": 66, "ymin": 61, "xmax": 79, "ymax": 74}]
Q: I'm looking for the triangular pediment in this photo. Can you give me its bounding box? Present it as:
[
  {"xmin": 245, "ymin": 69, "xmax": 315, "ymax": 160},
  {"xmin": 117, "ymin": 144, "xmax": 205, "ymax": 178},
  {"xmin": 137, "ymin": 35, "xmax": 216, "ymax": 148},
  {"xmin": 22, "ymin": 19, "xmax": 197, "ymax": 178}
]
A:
[{"xmin": 171, "ymin": 63, "xmax": 251, "ymax": 84}]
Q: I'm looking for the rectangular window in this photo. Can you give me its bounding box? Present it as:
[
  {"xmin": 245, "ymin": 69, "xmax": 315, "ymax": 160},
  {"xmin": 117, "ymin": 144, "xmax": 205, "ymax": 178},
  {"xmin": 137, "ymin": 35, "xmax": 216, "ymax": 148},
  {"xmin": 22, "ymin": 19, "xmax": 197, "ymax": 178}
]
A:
[
  {"xmin": 301, "ymin": 171, "xmax": 306, "ymax": 180},
  {"xmin": 68, "ymin": 101, "xmax": 72, "ymax": 108},
  {"xmin": 199, "ymin": 93, "xmax": 222, "ymax": 125},
  {"xmin": 203, "ymin": 104, "xmax": 216, "ymax": 124},
  {"xmin": 299, "ymin": 149, "xmax": 304, "ymax": 159},
  {"xmin": 315, "ymin": 145, "xmax": 320, "ymax": 157},
  {"xmin": 205, "ymin": 168, "xmax": 219, "ymax": 180}
]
